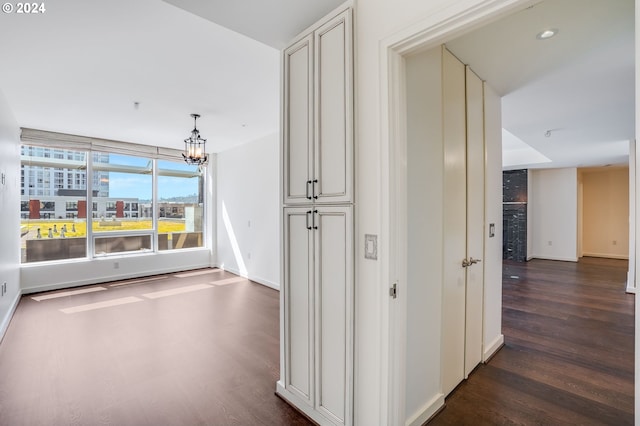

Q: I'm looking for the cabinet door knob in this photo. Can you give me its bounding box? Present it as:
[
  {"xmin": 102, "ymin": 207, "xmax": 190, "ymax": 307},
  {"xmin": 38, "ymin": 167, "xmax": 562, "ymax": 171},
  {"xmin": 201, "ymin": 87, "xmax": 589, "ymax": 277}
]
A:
[
  {"xmin": 313, "ymin": 209, "xmax": 318, "ymax": 229},
  {"xmin": 306, "ymin": 180, "xmax": 312, "ymax": 200},
  {"xmin": 312, "ymin": 179, "xmax": 318, "ymax": 199}
]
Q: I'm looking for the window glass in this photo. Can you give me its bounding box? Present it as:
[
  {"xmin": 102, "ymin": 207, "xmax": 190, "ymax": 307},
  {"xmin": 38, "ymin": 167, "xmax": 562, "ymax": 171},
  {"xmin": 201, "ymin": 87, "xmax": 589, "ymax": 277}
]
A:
[
  {"xmin": 21, "ymin": 145, "xmax": 207, "ymax": 263},
  {"xmin": 92, "ymin": 152, "xmax": 153, "ymax": 232},
  {"xmin": 157, "ymin": 160, "xmax": 204, "ymax": 251},
  {"xmin": 20, "ymin": 147, "xmax": 87, "ymax": 263}
]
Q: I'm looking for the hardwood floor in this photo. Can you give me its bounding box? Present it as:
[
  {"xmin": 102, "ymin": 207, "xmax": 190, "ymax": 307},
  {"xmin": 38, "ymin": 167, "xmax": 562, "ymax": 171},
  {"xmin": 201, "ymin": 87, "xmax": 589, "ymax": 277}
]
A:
[
  {"xmin": 430, "ymin": 257, "xmax": 634, "ymax": 425},
  {"xmin": 1, "ymin": 259, "xmax": 634, "ymax": 425},
  {"xmin": 0, "ymin": 269, "xmax": 313, "ymax": 426}
]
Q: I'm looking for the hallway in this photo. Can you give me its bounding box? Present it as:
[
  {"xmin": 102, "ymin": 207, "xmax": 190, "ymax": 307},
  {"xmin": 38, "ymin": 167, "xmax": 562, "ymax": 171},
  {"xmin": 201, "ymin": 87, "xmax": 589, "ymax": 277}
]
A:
[{"xmin": 430, "ymin": 257, "xmax": 634, "ymax": 425}]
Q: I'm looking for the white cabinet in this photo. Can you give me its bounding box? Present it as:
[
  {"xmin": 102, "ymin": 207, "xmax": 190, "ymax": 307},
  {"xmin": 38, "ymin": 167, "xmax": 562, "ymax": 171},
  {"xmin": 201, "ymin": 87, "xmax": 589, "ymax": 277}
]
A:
[
  {"xmin": 279, "ymin": 206, "xmax": 353, "ymax": 425},
  {"xmin": 283, "ymin": 8, "xmax": 353, "ymax": 205},
  {"xmin": 278, "ymin": 5, "xmax": 354, "ymax": 426}
]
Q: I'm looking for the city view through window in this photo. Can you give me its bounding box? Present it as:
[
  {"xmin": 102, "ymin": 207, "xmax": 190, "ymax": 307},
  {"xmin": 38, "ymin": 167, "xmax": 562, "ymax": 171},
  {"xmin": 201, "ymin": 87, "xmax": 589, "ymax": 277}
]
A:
[{"xmin": 20, "ymin": 145, "xmax": 205, "ymax": 263}]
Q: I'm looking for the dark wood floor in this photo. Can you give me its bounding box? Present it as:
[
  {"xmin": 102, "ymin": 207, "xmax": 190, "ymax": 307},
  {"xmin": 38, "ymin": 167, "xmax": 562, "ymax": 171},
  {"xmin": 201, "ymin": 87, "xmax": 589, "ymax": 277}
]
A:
[
  {"xmin": 0, "ymin": 269, "xmax": 312, "ymax": 426},
  {"xmin": 430, "ymin": 257, "xmax": 635, "ymax": 425}
]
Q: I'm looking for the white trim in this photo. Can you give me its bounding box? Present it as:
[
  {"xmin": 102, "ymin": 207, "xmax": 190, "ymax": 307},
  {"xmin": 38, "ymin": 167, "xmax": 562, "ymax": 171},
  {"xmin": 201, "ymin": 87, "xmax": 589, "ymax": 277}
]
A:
[
  {"xmin": 581, "ymin": 252, "xmax": 630, "ymax": 260},
  {"xmin": 405, "ymin": 393, "xmax": 445, "ymax": 426},
  {"xmin": 217, "ymin": 265, "xmax": 280, "ymax": 291},
  {"xmin": 483, "ymin": 334, "xmax": 504, "ymax": 362},
  {"xmin": 628, "ymin": 139, "xmax": 636, "ymax": 293},
  {"xmin": 0, "ymin": 289, "xmax": 22, "ymax": 344},
  {"xmin": 527, "ymin": 255, "xmax": 578, "ymax": 262}
]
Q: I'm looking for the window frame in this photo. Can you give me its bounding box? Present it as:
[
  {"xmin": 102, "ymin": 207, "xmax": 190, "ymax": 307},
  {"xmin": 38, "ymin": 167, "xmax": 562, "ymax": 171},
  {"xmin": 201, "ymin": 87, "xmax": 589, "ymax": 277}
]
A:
[{"xmin": 19, "ymin": 129, "xmax": 208, "ymax": 264}]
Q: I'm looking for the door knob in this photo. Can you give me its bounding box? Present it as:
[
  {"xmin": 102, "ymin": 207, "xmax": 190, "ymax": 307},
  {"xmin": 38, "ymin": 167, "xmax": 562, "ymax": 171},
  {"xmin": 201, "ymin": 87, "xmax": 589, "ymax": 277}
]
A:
[{"xmin": 462, "ymin": 257, "xmax": 482, "ymax": 268}]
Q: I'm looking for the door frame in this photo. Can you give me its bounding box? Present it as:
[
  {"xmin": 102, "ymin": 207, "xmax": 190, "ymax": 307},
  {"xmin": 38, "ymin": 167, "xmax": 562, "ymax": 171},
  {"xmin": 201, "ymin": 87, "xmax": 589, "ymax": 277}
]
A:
[{"xmin": 378, "ymin": 1, "xmax": 540, "ymax": 424}]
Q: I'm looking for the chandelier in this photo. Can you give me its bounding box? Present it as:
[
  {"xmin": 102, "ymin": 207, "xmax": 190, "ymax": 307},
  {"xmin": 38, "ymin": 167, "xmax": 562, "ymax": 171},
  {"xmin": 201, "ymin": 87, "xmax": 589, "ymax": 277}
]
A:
[{"xmin": 182, "ymin": 113, "xmax": 208, "ymax": 166}]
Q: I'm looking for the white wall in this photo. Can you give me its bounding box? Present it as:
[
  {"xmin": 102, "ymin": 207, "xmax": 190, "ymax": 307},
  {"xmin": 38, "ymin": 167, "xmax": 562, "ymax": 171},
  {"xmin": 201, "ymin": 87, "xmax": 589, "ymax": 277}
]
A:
[
  {"xmin": 483, "ymin": 83, "xmax": 505, "ymax": 361},
  {"xmin": 404, "ymin": 48, "xmax": 444, "ymax": 423},
  {"xmin": 529, "ymin": 168, "xmax": 578, "ymax": 261},
  {"xmin": 216, "ymin": 132, "xmax": 280, "ymax": 289},
  {"xmin": 0, "ymin": 88, "xmax": 21, "ymax": 339}
]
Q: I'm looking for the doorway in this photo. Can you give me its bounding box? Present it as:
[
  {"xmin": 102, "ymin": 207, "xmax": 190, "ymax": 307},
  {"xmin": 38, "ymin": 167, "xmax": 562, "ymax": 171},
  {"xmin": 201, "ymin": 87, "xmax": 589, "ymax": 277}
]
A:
[{"xmin": 380, "ymin": 0, "xmax": 636, "ymax": 425}]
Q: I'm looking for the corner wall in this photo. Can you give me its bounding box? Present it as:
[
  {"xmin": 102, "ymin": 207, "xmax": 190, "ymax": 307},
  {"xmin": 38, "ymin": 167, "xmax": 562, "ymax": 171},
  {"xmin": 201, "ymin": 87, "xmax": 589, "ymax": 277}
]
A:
[
  {"xmin": 529, "ymin": 168, "xmax": 578, "ymax": 261},
  {"xmin": 0, "ymin": 88, "xmax": 21, "ymax": 340},
  {"xmin": 216, "ymin": 133, "xmax": 280, "ymax": 289}
]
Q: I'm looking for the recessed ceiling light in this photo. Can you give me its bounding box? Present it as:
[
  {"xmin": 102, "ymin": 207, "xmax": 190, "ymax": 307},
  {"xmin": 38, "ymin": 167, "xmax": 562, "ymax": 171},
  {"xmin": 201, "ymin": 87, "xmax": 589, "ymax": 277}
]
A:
[{"xmin": 536, "ymin": 28, "xmax": 558, "ymax": 40}]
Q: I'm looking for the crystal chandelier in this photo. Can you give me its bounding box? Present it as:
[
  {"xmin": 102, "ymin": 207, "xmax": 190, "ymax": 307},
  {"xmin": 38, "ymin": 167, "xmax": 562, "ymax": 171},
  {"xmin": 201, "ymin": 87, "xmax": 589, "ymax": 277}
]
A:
[{"xmin": 182, "ymin": 113, "xmax": 208, "ymax": 166}]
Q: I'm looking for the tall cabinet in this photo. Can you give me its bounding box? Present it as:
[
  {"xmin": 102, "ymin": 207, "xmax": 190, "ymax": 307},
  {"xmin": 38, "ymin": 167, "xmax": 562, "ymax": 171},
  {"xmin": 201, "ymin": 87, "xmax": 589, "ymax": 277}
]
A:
[{"xmin": 277, "ymin": 5, "xmax": 354, "ymax": 426}]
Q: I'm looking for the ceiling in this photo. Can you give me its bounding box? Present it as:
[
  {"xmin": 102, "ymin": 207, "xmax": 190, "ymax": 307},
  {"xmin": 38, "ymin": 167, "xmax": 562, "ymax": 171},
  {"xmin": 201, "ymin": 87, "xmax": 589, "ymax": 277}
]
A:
[
  {"xmin": 0, "ymin": 0, "xmax": 341, "ymax": 153},
  {"xmin": 0, "ymin": 0, "xmax": 634, "ymax": 169},
  {"xmin": 446, "ymin": 0, "xmax": 635, "ymax": 170}
]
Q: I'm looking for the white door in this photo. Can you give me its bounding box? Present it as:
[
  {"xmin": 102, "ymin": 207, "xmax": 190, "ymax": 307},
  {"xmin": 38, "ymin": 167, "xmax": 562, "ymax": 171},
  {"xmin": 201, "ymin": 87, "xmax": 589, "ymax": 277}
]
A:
[
  {"xmin": 283, "ymin": 207, "xmax": 314, "ymax": 405},
  {"xmin": 441, "ymin": 47, "xmax": 468, "ymax": 396},
  {"xmin": 283, "ymin": 35, "xmax": 314, "ymax": 205},
  {"xmin": 441, "ymin": 51, "xmax": 486, "ymax": 396},
  {"xmin": 314, "ymin": 206, "xmax": 353, "ymax": 425},
  {"xmin": 314, "ymin": 9, "xmax": 353, "ymax": 204},
  {"xmin": 464, "ymin": 66, "xmax": 485, "ymax": 377}
]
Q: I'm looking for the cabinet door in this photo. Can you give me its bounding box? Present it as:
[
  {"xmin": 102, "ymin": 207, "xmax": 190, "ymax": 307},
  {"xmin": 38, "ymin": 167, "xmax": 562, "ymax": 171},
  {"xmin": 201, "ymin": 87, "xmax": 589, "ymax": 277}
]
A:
[
  {"xmin": 284, "ymin": 35, "xmax": 314, "ymax": 205},
  {"xmin": 313, "ymin": 9, "xmax": 353, "ymax": 204},
  {"xmin": 314, "ymin": 206, "xmax": 353, "ymax": 425},
  {"xmin": 283, "ymin": 207, "xmax": 315, "ymax": 405}
]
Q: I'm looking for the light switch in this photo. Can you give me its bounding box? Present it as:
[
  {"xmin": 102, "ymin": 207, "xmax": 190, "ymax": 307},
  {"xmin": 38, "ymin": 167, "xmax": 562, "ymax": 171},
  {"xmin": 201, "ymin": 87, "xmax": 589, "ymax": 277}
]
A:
[{"xmin": 365, "ymin": 234, "xmax": 377, "ymax": 260}]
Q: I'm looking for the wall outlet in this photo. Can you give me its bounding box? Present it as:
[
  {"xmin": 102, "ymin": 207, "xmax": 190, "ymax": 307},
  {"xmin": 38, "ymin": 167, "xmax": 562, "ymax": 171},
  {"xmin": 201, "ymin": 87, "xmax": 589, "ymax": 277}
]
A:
[
  {"xmin": 547, "ymin": 241, "xmax": 552, "ymax": 246},
  {"xmin": 613, "ymin": 240, "xmax": 617, "ymax": 246},
  {"xmin": 247, "ymin": 252, "xmax": 251, "ymax": 260},
  {"xmin": 114, "ymin": 261, "xmax": 119, "ymax": 269}
]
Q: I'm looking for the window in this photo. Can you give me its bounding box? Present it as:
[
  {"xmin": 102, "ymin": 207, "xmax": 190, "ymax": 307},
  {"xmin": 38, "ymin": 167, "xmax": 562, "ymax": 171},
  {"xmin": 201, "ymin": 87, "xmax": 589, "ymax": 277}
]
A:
[
  {"xmin": 157, "ymin": 160, "xmax": 204, "ymax": 251},
  {"xmin": 20, "ymin": 147, "xmax": 87, "ymax": 263},
  {"xmin": 20, "ymin": 139, "xmax": 207, "ymax": 263}
]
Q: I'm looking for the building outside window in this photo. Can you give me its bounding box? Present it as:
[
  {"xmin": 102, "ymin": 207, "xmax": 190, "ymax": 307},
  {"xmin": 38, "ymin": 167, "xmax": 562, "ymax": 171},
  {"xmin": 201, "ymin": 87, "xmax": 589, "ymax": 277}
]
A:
[{"xmin": 20, "ymin": 143, "xmax": 206, "ymax": 262}]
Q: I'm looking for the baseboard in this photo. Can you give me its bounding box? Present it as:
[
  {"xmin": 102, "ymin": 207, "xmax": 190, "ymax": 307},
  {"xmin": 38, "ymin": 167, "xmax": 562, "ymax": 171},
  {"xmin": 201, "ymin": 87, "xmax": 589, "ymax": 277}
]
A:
[
  {"xmin": 405, "ymin": 393, "xmax": 445, "ymax": 426},
  {"xmin": 582, "ymin": 252, "xmax": 629, "ymax": 260},
  {"xmin": 0, "ymin": 289, "xmax": 22, "ymax": 344},
  {"xmin": 218, "ymin": 265, "xmax": 280, "ymax": 291},
  {"xmin": 21, "ymin": 263, "xmax": 213, "ymax": 295},
  {"xmin": 276, "ymin": 382, "xmax": 334, "ymax": 425},
  {"xmin": 529, "ymin": 255, "xmax": 578, "ymax": 262},
  {"xmin": 483, "ymin": 334, "xmax": 504, "ymax": 362}
]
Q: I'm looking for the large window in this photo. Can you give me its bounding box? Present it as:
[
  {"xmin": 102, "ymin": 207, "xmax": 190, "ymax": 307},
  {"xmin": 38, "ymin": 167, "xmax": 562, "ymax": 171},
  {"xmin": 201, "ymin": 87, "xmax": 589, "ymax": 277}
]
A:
[
  {"xmin": 20, "ymin": 147, "xmax": 88, "ymax": 263},
  {"xmin": 157, "ymin": 160, "xmax": 204, "ymax": 251},
  {"xmin": 20, "ymin": 140, "xmax": 207, "ymax": 263}
]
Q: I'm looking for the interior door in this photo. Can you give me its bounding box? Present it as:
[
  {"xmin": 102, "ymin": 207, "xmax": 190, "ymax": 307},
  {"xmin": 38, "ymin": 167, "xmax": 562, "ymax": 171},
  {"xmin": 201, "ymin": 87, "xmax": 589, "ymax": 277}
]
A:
[
  {"xmin": 441, "ymin": 50, "xmax": 486, "ymax": 396},
  {"xmin": 441, "ymin": 47, "xmax": 468, "ymax": 397},
  {"xmin": 464, "ymin": 66, "xmax": 485, "ymax": 377}
]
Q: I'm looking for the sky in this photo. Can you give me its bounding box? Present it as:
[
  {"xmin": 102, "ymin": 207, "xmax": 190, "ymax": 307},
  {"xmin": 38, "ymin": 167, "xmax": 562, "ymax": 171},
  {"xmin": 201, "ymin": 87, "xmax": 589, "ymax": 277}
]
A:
[{"xmin": 102, "ymin": 155, "xmax": 200, "ymax": 200}]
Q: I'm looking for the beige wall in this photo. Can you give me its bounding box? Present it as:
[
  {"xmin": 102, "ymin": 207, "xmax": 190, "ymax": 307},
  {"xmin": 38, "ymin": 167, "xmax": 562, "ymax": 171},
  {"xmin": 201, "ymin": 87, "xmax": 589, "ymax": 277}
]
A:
[{"xmin": 580, "ymin": 167, "xmax": 629, "ymax": 259}]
